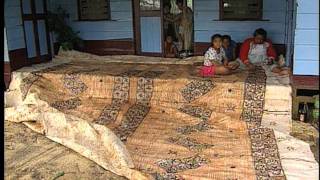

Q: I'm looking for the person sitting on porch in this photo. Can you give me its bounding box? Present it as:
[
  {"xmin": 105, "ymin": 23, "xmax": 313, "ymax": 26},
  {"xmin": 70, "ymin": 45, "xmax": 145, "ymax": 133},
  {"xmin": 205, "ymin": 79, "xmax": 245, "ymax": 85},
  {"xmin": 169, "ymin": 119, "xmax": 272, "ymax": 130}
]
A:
[
  {"xmin": 200, "ymin": 34, "xmax": 240, "ymax": 76},
  {"xmin": 164, "ymin": 36, "xmax": 178, "ymax": 58},
  {"xmin": 239, "ymin": 28, "xmax": 277, "ymax": 70},
  {"xmin": 239, "ymin": 28, "xmax": 290, "ymax": 75},
  {"xmin": 222, "ymin": 35, "xmax": 237, "ymax": 61}
]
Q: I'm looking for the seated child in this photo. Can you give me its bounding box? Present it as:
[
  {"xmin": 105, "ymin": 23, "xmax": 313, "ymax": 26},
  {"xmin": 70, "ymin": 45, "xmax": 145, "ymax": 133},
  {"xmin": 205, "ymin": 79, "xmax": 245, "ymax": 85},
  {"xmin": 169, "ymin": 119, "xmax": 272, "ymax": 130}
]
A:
[
  {"xmin": 200, "ymin": 34, "xmax": 240, "ymax": 76},
  {"xmin": 222, "ymin": 35, "xmax": 237, "ymax": 61},
  {"xmin": 164, "ymin": 36, "xmax": 178, "ymax": 58}
]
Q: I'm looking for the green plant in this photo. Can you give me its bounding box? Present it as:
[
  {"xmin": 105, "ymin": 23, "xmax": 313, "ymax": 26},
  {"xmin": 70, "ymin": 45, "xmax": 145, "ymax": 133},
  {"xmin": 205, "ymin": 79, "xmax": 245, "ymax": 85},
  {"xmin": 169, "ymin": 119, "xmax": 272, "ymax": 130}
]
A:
[{"xmin": 47, "ymin": 6, "xmax": 84, "ymax": 50}]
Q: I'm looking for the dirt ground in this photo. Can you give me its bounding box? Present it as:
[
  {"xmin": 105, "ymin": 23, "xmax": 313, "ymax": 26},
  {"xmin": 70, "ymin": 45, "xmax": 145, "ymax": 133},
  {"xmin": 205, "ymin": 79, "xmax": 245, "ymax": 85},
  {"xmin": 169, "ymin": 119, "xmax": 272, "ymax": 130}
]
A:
[
  {"xmin": 290, "ymin": 120, "xmax": 319, "ymax": 162},
  {"xmin": 5, "ymin": 120, "xmax": 319, "ymax": 179},
  {"xmin": 4, "ymin": 121, "xmax": 127, "ymax": 180}
]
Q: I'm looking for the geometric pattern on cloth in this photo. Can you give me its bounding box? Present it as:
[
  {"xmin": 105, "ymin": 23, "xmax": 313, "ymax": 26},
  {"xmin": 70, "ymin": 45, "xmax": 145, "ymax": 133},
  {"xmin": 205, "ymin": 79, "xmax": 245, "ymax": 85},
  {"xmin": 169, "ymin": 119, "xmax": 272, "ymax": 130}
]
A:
[
  {"xmin": 249, "ymin": 128, "xmax": 286, "ymax": 179},
  {"xmin": 50, "ymin": 97, "xmax": 82, "ymax": 111},
  {"xmin": 156, "ymin": 155, "xmax": 209, "ymax": 173},
  {"xmin": 180, "ymin": 79, "xmax": 215, "ymax": 102},
  {"xmin": 242, "ymin": 66, "xmax": 286, "ymax": 180},
  {"xmin": 178, "ymin": 105, "xmax": 212, "ymax": 121},
  {"xmin": 63, "ymin": 73, "xmax": 88, "ymax": 96},
  {"xmin": 167, "ymin": 136, "xmax": 214, "ymax": 151},
  {"xmin": 242, "ymin": 66, "xmax": 266, "ymax": 128},
  {"xmin": 114, "ymin": 104, "xmax": 150, "ymax": 141},
  {"xmin": 93, "ymin": 75, "xmax": 129, "ymax": 125}
]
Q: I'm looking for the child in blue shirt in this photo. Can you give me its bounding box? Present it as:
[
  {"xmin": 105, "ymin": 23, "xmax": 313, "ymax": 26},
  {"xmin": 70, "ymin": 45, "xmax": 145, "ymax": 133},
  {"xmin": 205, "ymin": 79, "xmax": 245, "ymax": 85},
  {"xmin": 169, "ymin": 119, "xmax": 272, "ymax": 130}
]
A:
[{"xmin": 222, "ymin": 35, "xmax": 237, "ymax": 61}]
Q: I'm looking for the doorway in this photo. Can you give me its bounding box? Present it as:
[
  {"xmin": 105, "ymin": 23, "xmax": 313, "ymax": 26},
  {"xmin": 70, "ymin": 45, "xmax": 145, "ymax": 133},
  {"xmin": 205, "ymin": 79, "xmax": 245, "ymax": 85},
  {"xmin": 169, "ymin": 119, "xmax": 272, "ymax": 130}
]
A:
[
  {"xmin": 21, "ymin": 0, "xmax": 52, "ymax": 64},
  {"xmin": 133, "ymin": 0, "xmax": 194, "ymax": 57}
]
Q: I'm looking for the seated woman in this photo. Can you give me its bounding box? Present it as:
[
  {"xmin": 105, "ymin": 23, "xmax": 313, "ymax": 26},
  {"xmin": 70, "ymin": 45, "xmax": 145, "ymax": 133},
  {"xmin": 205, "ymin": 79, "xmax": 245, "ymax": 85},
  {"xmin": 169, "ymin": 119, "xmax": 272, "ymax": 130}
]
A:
[
  {"xmin": 239, "ymin": 28, "xmax": 290, "ymax": 75},
  {"xmin": 200, "ymin": 34, "xmax": 239, "ymax": 76},
  {"xmin": 222, "ymin": 35, "xmax": 237, "ymax": 61}
]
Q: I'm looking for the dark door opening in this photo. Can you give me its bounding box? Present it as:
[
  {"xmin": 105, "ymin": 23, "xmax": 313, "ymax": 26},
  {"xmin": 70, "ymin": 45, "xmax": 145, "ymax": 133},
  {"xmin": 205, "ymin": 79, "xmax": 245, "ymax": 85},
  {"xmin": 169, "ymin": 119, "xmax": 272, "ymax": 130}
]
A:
[
  {"xmin": 163, "ymin": 0, "xmax": 194, "ymax": 58},
  {"xmin": 133, "ymin": 0, "xmax": 194, "ymax": 58}
]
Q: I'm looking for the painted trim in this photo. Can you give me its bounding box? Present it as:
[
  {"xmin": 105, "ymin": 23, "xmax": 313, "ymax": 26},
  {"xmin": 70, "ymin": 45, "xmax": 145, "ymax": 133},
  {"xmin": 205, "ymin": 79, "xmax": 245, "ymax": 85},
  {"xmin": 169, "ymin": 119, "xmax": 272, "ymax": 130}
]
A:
[
  {"xmin": 8, "ymin": 48, "xmax": 28, "ymax": 71},
  {"xmin": 292, "ymin": 75, "xmax": 319, "ymax": 90},
  {"xmin": 219, "ymin": 0, "xmax": 263, "ymax": 21},
  {"xmin": 4, "ymin": 62, "xmax": 11, "ymax": 89},
  {"xmin": 81, "ymin": 39, "xmax": 135, "ymax": 55},
  {"xmin": 77, "ymin": 0, "xmax": 111, "ymax": 21}
]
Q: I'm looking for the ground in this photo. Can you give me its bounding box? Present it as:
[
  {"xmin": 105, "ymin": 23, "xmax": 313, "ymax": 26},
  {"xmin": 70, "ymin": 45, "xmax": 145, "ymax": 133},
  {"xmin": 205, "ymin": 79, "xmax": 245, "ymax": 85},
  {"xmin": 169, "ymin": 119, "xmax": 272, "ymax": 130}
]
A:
[
  {"xmin": 290, "ymin": 120, "xmax": 319, "ymax": 163},
  {"xmin": 4, "ymin": 121, "xmax": 126, "ymax": 180},
  {"xmin": 5, "ymin": 120, "xmax": 318, "ymax": 179}
]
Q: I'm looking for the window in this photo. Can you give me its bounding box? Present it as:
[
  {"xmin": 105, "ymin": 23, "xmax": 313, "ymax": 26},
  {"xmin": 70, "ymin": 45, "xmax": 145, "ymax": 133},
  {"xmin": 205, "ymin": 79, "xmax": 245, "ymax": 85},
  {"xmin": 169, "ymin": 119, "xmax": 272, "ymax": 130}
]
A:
[
  {"xmin": 78, "ymin": 0, "xmax": 111, "ymax": 21},
  {"xmin": 220, "ymin": 0, "xmax": 262, "ymax": 20},
  {"xmin": 140, "ymin": 0, "xmax": 160, "ymax": 11}
]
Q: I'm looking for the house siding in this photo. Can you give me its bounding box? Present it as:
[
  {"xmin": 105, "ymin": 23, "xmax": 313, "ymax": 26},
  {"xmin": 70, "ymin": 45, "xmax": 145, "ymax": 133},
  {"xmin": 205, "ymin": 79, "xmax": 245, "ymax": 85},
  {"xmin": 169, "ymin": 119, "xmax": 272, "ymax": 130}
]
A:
[
  {"xmin": 194, "ymin": 0, "xmax": 287, "ymax": 44},
  {"xmin": 5, "ymin": 0, "xmax": 26, "ymax": 51},
  {"xmin": 48, "ymin": 0, "xmax": 133, "ymax": 41},
  {"xmin": 293, "ymin": 0, "xmax": 319, "ymax": 75},
  {"xmin": 4, "ymin": 28, "xmax": 10, "ymax": 62}
]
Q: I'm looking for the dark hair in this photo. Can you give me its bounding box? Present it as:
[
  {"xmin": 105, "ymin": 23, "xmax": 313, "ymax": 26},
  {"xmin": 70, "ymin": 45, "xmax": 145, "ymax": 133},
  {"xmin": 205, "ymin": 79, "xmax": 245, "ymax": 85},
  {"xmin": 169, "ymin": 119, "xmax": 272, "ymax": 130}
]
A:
[
  {"xmin": 164, "ymin": 2, "xmax": 171, "ymax": 9},
  {"xmin": 222, "ymin": 35, "xmax": 231, "ymax": 42},
  {"xmin": 176, "ymin": 0, "xmax": 183, "ymax": 5},
  {"xmin": 253, "ymin": 28, "xmax": 267, "ymax": 40},
  {"xmin": 211, "ymin": 34, "xmax": 222, "ymax": 42}
]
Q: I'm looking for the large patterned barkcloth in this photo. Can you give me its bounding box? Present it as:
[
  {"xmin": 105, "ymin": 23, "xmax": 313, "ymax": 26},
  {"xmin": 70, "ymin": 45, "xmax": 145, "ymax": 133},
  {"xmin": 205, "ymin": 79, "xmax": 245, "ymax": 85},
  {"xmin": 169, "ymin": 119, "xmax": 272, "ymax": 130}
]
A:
[{"xmin": 11, "ymin": 58, "xmax": 286, "ymax": 180}]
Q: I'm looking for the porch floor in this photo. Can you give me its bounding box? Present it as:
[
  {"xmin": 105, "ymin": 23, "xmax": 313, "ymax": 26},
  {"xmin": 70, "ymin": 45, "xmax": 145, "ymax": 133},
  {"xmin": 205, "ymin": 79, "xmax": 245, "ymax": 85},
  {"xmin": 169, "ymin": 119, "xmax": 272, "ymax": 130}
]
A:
[{"xmin": 4, "ymin": 51, "xmax": 319, "ymax": 180}]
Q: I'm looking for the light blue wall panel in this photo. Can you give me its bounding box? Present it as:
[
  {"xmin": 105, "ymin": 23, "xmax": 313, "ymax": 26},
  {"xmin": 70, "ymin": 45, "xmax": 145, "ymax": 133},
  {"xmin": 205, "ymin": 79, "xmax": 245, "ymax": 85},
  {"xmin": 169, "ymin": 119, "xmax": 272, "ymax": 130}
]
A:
[
  {"xmin": 24, "ymin": 21, "xmax": 37, "ymax": 58},
  {"xmin": 194, "ymin": 0, "xmax": 287, "ymax": 44},
  {"xmin": 140, "ymin": 17, "xmax": 162, "ymax": 53},
  {"xmin": 293, "ymin": 0, "xmax": 319, "ymax": 75},
  {"xmin": 294, "ymin": 30, "xmax": 319, "ymax": 45},
  {"xmin": 5, "ymin": 0, "xmax": 26, "ymax": 50},
  {"xmin": 294, "ymin": 45, "xmax": 319, "ymax": 60},
  {"xmin": 4, "ymin": 28, "xmax": 10, "ymax": 62},
  {"xmin": 35, "ymin": 0, "xmax": 45, "ymax": 14},
  {"xmin": 296, "ymin": 14, "xmax": 319, "ymax": 29},
  {"xmin": 293, "ymin": 60, "xmax": 319, "ymax": 75},
  {"xmin": 22, "ymin": 0, "xmax": 32, "ymax": 14},
  {"xmin": 296, "ymin": 0, "xmax": 319, "ymax": 14},
  {"xmin": 48, "ymin": 0, "xmax": 133, "ymax": 40},
  {"xmin": 37, "ymin": 20, "xmax": 49, "ymax": 55}
]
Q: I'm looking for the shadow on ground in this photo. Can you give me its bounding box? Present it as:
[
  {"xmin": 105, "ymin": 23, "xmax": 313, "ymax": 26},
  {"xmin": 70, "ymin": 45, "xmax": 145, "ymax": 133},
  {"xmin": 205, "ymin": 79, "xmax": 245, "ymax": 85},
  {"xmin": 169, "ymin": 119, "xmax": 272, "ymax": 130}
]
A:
[{"xmin": 4, "ymin": 121, "xmax": 127, "ymax": 180}]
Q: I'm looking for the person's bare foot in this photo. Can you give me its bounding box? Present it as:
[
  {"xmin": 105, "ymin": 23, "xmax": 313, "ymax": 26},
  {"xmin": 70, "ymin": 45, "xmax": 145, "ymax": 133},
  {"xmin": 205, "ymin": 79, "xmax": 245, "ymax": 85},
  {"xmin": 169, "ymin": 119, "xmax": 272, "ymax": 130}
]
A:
[{"xmin": 279, "ymin": 69, "xmax": 291, "ymax": 76}]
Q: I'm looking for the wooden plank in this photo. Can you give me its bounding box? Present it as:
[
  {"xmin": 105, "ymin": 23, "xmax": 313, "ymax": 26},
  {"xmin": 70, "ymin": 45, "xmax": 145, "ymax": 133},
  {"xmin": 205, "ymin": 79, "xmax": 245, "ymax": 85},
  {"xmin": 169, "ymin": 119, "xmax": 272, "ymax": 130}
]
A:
[{"xmin": 79, "ymin": 31, "xmax": 133, "ymax": 40}]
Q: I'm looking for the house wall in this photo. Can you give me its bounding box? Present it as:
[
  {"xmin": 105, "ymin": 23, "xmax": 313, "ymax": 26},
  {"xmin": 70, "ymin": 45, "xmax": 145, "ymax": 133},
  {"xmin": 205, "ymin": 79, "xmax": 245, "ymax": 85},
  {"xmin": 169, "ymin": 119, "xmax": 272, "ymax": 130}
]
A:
[
  {"xmin": 5, "ymin": 0, "xmax": 26, "ymax": 51},
  {"xmin": 4, "ymin": 27, "xmax": 11, "ymax": 89},
  {"xmin": 194, "ymin": 0, "xmax": 287, "ymax": 44},
  {"xmin": 293, "ymin": 0, "xmax": 319, "ymax": 75},
  {"xmin": 48, "ymin": 0, "xmax": 133, "ymax": 40},
  {"xmin": 4, "ymin": 0, "xmax": 28, "ymax": 88},
  {"xmin": 47, "ymin": 0, "xmax": 134, "ymax": 55},
  {"xmin": 4, "ymin": 28, "xmax": 10, "ymax": 62}
]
